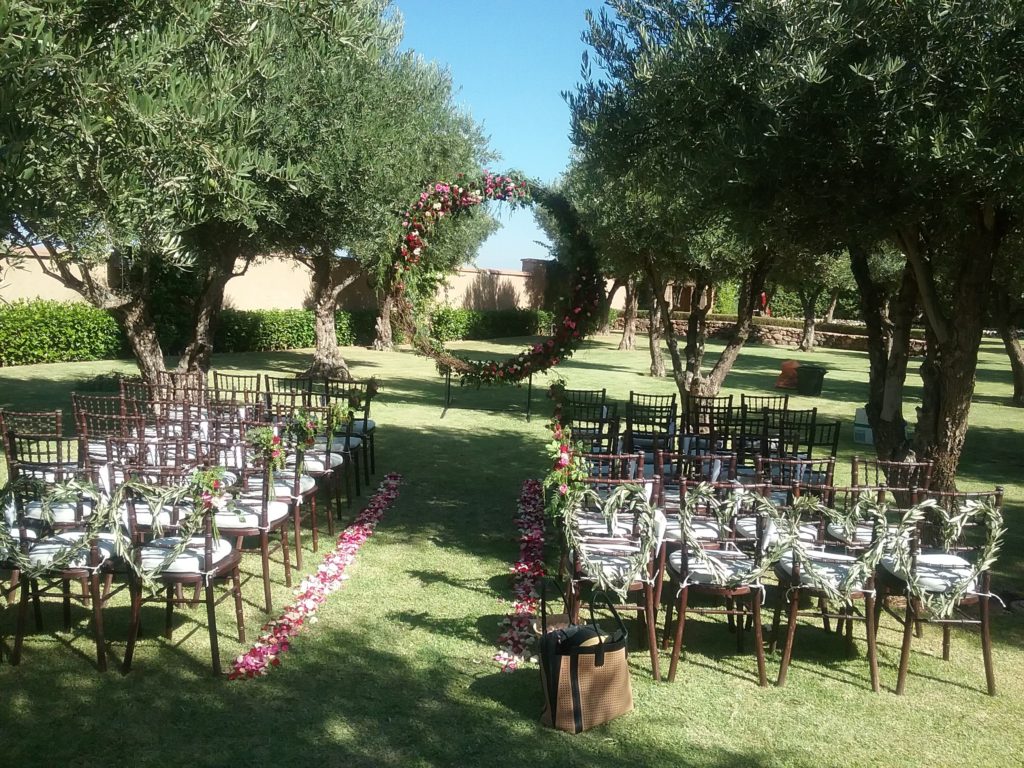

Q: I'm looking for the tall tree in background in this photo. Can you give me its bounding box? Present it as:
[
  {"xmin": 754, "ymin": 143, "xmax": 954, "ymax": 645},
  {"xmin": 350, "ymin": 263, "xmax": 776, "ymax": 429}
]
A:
[
  {"xmin": 260, "ymin": 10, "xmax": 489, "ymax": 374},
  {"xmin": 573, "ymin": 0, "xmax": 1024, "ymax": 488},
  {"xmin": 2, "ymin": 2, "xmax": 388, "ymax": 381}
]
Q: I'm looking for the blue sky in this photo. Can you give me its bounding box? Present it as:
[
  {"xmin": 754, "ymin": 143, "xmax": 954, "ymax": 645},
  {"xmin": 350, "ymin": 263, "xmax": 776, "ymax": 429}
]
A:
[{"xmin": 395, "ymin": 1, "xmax": 604, "ymax": 270}]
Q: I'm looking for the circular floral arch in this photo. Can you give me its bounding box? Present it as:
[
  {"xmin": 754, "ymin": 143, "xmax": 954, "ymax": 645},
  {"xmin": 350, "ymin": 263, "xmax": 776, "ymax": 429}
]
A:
[{"xmin": 389, "ymin": 172, "xmax": 605, "ymax": 385}]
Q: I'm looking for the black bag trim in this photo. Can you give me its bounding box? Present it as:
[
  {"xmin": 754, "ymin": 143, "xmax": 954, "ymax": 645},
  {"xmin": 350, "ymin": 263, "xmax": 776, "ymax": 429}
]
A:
[{"xmin": 570, "ymin": 652, "xmax": 584, "ymax": 734}]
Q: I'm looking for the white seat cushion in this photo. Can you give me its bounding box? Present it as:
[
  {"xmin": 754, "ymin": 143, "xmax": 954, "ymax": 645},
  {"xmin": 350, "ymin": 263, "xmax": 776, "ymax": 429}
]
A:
[
  {"xmin": 287, "ymin": 451, "xmax": 343, "ymax": 472},
  {"xmin": 351, "ymin": 418, "xmax": 376, "ymax": 434},
  {"xmin": 28, "ymin": 531, "xmax": 116, "ymax": 569},
  {"xmin": 663, "ymin": 516, "xmax": 724, "ymax": 542},
  {"xmin": 668, "ymin": 548, "xmax": 755, "ymax": 586},
  {"xmin": 575, "ymin": 512, "xmax": 635, "ymax": 537},
  {"xmin": 314, "ymin": 436, "xmax": 362, "ymax": 453},
  {"xmin": 881, "ymin": 552, "xmax": 977, "ymax": 594},
  {"xmin": 215, "ymin": 500, "xmax": 290, "ymax": 530},
  {"xmin": 140, "ymin": 536, "xmax": 234, "ymax": 574},
  {"xmin": 241, "ymin": 474, "xmax": 316, "ymax": 499},
  {"xmin": 25, "ymin": 500, "xmax": 92, "ymax": 526},
  {"xmin": 3, "ymin": 525, "xmax": 40, "ymax": 558},
  {"xmin": 777, "ymin": 549, "xmax": 861, "ymax": 589},
  {"xmin": 121, "ymin": 502, "xmax": 186, "ymax": 529},
  {"xmin": 577, "ymin": 545, "xmax": 646, "ymax": 583},
  {"xmin": 736, "ymin": 516, "xmax": 817, "ymax": 547}
]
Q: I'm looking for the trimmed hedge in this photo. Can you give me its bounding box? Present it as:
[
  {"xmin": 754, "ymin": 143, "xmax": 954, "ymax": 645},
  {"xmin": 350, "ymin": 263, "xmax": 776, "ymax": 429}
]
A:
[
  {"xmin": 0, "ymin": 300, "xmax": 125, "ymax": 365},
  {"xmin": 429, "ymin": 306, "xmax": 554, "ymax": 342},
  {"xmin": 0, "ymin": 300, "xmax": 549, "ymax": 366}
]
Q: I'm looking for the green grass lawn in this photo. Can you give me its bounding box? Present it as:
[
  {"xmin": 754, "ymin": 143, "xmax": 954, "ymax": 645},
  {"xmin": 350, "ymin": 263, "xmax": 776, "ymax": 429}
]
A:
[{"xmin": 1, "ymin": 335, "xmax": 1022, "ymax": 767}]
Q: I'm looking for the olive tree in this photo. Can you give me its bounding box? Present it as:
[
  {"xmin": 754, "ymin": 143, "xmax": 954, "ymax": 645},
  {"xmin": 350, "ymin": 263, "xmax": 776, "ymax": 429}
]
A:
[{"xmin": 573, "ymin": 0, "xmax": 1024, "ymax": 488}]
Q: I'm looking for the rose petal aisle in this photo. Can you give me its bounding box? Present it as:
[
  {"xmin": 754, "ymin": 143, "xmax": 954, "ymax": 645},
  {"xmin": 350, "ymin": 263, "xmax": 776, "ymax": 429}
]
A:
[
  {"xmin": 229, "ymin": 473, "xmax": 403, "ymax": 680},
  {"xmin": 494, "ymin": 479, "xmax": 545, "ymax": 672}
]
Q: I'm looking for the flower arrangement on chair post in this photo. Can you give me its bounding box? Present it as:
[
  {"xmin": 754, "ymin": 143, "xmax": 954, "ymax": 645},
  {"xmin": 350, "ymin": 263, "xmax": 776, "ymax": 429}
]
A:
[
  {"xmin": 285, "ymin": 409, "xmax": 320, "ymax": 451},
  {"xmin": 542, "ymin": 418, "xmax": 588, "ymax": 521},
  {"xmin": 190, "ymin": 466, "xmax": 232, "ymax": 515},
  {"xmin": 325, "ymin": 401, "xmax": 353, "ymax": 439},
  {"xmin": 245, "ymin": 426, "xmax": 287, "ymax": 480}
]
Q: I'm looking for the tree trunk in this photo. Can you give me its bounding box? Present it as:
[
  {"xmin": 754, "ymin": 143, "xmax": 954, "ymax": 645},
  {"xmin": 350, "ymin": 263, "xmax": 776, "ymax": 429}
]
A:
[
  {"xmin": 373, "ymin": 293, "xmax": 396, "ymax": 351},
  {"xmin": 797, "ymin": 288, "xmax": 822, "ymax": 351},
  {"xmin": 175, "ymin": 253, "xmax": 235, "ymax": 373},
  {"xmin": 618, "ymin": 276, "xmax": 638, "ymax": 350},
  {"xmin": 303, "ymin": 250, "xmax": 354, "ymax": 379},
  {"xmin": 643, "ymin": 256, "xmax": 688, "ymax": 396},
  {"xmin": 848, "ymin": 244, "xmax": 916, "ymax": 462},
  {"xmin": 692, "ymin": 250, "xmax": 774, "ymax": 396},
  {"xmin": 114, "ymin": 299, "xmax": 167, "ymax": 385},
  {"xmin": 648, "ymin": 282, "xmax": 665, "ymax": 377},
  {"xmin": 600, "ymin": 278, "xmax": 624, "ymax": 334},
  {"xmin": 993, "ymin": 288, "xmax": 1024, "ymax": 406},
  {"xmin": 907, "ymin": 211, "xmax": 1003, "ymax": 491},
  {"xmin": 999, "ymin": 325, "xmax": 1024, "ymax": 406},
  {"xmin": 823, "ymin": 288, "xmax": 840, "ymax": 324},
  {"xmin": 684, "ymin": 277, "xmax": 711, "ymax": 386}
]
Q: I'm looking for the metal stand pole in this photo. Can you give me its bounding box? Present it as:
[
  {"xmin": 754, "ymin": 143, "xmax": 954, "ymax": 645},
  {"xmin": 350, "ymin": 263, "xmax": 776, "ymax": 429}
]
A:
[{"xmin": 526, "ymin": 372, "xmax": 533, "ymax": 422}]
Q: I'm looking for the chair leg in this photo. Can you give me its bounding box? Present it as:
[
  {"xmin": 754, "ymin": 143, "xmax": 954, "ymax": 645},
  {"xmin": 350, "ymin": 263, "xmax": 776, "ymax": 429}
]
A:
[
  {"xmin": 62, "ymin": 578, "xmax": 72, "ymax": 630},
  {"xmin": 776, "ymin": 588, "xmax": 800, "ymax": 687},
  {"xmin": 232, "ymin": 568, "xmax": 245, "ymax": 644},
  {"xmin": 362, "ymin": 439, "xmax": 370, "ymax": 484},
  {"xmin": 164, "ymin": 586, "xmax": 174, "ymax": 640},
  {"xmin": 12, "ymin": 578, "xmax": 31, "ymax": 665},
  {"xmin": 752, "ymin": 592, "xmax": 767, "ymax": 687},
  {"xmin": 736, "ymin": 599, "xmax": 746, "ymax": 653},
  {"xmin": 31, "ymin": 578, "xmax": 43, "ymax": 630},
  {"xmin": 872, "ymin": 586, "xmax": 885, "ymax": 639},
  {"xmin": 326, "ymin": 473, "xmax": 337, "ymax": 536},
  {"xmin": 89, "ymin": 571, "xmax": 107, "ymax": 672},
  {"xmin": 292, "ymin": 501, "xmax": 303, "ymax": 571},
  {"xmin": 645, "ymin": 584, "xmax": 660, "ymax": 681},
  {"xmin": 205, "ymin": 581, "xmax": 221, "ymax": 676},
  {"xmin": 895, "ymin": 599, "xmax": 916, "ymax": 695},
  {"xmin": 123, "ymin": 579, "xmax": 142, "ymax": 673},
  {"xmin": 368, "ymin": 433, "xmax": 376, "ymax": 475},
  {"xmin": 667, "ymin": 587, "xmax": 688, "ymax": 683},
  {"xmin": 865, "ymin": 592, "xmax": 880, "ymax": 693},
  {"xmin": 310, "ymin": 494, "xmax": 319, "ymax": 553},
  {"xmin": 661, "ymin": 599, "xmax": 674, "ymax": 651},
  {"xmin": 260, "ymin": 531, "xmax": 273, "ymax": 614},
  {"xmin": 281, "ymin": 526, "xmax": 292, "ymax": 588},
  {"xmin": 844, "ymin": 606, "xmax": 855, "ymax": 657},
  {"xmin": 818, "ymin": 596, "xmax": 831, "ymax": 634},
  {"xmin": 980, "ymin": 595, "xmax": 996, "ymax": 695},
  {"xmin": 769, "ymin": 584, "xmax": 785, "ymax": 653}
]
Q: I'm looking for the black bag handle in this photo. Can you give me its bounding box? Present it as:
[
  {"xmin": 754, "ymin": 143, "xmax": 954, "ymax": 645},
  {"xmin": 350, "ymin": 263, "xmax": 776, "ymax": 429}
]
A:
[
  {"xmin": 586, "ymin": 591, "xmax": 629, "ymax": 667},
  {"xmin": 540, "ymin": 576, "xmax": 569, "ymax": 636}
]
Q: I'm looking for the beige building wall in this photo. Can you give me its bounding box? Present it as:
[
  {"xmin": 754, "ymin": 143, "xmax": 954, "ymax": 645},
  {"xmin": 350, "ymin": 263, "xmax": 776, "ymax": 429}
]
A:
[
  {"xmin": 1, "ymin": 253, "xmax": 84, "ymax": 303},
  {"xmin": 2, "ymin": 253, "xmax": 627, "ymax": 312}
]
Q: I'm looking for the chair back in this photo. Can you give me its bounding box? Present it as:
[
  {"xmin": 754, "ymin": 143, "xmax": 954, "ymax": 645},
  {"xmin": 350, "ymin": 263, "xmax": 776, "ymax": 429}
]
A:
[
  {"xmin": 680, "ymin": 393, "xmax": 734, "ymax": 455},
  {"xmin": 807, "ymin": 419, "xmax": 841, "ymax": 459},
  {"xmin": 625, "ymin": 392, "xmax": 676, "ymax": 457},
  {"xmin": 582, "ymin": 451, "xmax": 643, "ymax": 481},
  {"xmin": 264, "ymin": 374, "xmax": 313, "ymax": 410},
  {"xmin": 567, "ymin": 413, "xmax": 620, "ymax": 455},
  {"xmin": 1, "ymin": 409, "xmax": 64, "ymax": 463}
]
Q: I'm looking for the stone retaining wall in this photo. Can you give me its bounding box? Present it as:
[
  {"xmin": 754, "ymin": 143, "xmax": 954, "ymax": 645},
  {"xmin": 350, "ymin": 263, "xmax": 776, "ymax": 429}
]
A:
[{"xmin": 615, "ymin": 317, "xmax": 927, "ymax": 355}]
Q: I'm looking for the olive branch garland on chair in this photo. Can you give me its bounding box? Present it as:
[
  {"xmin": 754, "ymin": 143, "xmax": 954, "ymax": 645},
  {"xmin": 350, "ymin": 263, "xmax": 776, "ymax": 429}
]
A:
[
  {"xmin": 0, "ymin": 471, "xmax": 236, "ymax": 593},
  {"xmin": 672, "ymin": 483, "xmax": 780, "ymax": 590},
  {"xmin": 882, "ymin": 496, "xmax": 1004, "ymax": 619},
  {"xmin": 563, "ymin": 483, "xmax": 660, "ymax": 601}
]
